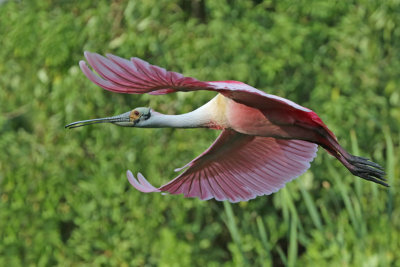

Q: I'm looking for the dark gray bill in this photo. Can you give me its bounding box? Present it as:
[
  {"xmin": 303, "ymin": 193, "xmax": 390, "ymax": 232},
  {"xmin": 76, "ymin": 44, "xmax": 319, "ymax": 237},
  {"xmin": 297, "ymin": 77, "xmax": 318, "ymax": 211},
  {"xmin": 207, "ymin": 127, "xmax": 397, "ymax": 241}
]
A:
[{"xmin": 65, "ymin": 111, "xmax": 131, "ymax": 129}]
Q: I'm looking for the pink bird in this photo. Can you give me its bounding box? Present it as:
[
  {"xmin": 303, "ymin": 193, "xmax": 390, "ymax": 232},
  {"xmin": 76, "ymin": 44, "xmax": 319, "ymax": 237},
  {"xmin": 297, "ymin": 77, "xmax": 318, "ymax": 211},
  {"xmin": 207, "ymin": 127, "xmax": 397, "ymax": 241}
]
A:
[{"xmin": 66, "ymin": 52, "xmax": 387, "ymax": 202}]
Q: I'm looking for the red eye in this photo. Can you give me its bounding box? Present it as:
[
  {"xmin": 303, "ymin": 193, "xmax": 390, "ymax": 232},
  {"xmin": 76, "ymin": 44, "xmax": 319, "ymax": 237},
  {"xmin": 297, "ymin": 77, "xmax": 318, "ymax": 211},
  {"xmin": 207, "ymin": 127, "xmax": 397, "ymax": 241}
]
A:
[{"xmin": 134, "ymin": 111, "xmax": 140, "ymax": 116}]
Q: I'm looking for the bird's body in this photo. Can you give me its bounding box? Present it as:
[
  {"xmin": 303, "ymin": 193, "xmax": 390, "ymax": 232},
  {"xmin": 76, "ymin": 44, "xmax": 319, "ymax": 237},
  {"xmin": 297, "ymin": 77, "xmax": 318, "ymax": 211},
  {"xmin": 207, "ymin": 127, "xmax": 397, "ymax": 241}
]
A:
[
  {"xmin": 66, "ymin": 52, "xmax": 386, "ymax": 202},
  {"xmin": 225, "ymin": 93, "xmax": 298, "ymax": 137}
]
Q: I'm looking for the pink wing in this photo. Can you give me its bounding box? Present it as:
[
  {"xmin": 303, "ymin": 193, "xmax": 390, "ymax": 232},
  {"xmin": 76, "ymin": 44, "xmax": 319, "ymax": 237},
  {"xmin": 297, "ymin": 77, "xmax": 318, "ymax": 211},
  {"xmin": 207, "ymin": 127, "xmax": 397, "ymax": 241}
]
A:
[
  {"xmin": 81, "ymin": 52, "xmax": 337, "ymax": 140},
  {"xmin": 80, "ymin": 52, "xmax": 208, "ymax": 95},
  {"xmin": 127, "ymin": 129, "xmax": 318, "ymax": 202},
  {"xmin": 80, "ymin": 52, "xmax": 311, "ymax": 112}
]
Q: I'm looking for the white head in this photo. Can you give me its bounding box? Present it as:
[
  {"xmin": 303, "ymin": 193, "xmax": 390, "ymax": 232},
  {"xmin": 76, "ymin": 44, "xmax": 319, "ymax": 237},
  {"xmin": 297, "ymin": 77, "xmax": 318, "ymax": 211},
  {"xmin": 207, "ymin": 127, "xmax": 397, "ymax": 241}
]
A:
[{"xmin": 65, "ymin": 107, "xmax": 153, "ymax": 129}]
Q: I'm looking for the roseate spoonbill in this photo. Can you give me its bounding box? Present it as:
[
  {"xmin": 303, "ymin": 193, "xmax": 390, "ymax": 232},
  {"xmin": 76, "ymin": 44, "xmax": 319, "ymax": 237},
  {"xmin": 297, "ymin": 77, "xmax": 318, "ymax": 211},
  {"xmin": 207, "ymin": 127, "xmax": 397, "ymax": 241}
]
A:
[{"xmin": 65, "ymin": 52, "xmax": 387, "ymax": 202}]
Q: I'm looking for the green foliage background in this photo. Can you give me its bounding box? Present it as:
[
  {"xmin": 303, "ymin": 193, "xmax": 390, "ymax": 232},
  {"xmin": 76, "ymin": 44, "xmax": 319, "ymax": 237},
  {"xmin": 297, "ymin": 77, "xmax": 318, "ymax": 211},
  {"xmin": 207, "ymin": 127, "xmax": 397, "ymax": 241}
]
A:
[{"xmin": 0, "ymin": 0, "xmax": 399, "ymax": 266}]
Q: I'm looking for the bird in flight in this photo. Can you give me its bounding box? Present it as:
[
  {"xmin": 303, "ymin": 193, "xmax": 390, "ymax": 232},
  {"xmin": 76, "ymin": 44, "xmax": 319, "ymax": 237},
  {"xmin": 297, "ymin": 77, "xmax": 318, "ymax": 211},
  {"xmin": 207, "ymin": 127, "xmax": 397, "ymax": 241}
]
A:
[{"xmin": 66, "ymin": 52, "xmax": 387, "ymax": 202}]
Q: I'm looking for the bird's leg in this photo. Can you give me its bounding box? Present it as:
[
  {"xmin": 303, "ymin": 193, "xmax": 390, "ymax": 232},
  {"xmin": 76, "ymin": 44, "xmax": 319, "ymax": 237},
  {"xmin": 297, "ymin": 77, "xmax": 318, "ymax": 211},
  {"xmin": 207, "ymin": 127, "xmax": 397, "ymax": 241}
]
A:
[
  {"xmin": 315, "ymin": 130, "xmax": 388, "ymax": 187},
  {"xmin": 275, "ymin": 119, "xmax": 388, "ymax": 186},
  {"xmin": 274, "ymin": 110, "xmax": 388, "ymax": 187}
]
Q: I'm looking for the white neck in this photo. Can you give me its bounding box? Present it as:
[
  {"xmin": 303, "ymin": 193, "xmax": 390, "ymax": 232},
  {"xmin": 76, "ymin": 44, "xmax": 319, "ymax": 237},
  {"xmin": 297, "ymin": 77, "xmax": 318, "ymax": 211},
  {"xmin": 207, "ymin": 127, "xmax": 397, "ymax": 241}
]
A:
[{"xmin": 141, "ymin": 103, "xmax": 214, "ymax": 128}]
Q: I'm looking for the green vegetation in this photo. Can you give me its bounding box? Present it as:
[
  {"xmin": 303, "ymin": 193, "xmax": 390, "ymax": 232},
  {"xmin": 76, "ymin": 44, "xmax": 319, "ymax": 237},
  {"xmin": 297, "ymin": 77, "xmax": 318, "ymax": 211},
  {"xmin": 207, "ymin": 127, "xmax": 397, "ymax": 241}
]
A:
[{"xmin": 0, "ymin": 0, "xmax": 399, "ymax": 266}]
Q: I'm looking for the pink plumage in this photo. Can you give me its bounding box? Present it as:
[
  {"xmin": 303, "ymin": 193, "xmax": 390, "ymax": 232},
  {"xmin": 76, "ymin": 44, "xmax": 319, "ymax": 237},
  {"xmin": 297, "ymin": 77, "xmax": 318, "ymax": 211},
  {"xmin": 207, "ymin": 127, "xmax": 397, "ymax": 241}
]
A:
[
  {"xmin": 128, "ymin": 130, "xmax": 317, "ymax": 202},
  {"xmin": 66, "ymin": 52, "xmax": 387, "ymax": 203}
]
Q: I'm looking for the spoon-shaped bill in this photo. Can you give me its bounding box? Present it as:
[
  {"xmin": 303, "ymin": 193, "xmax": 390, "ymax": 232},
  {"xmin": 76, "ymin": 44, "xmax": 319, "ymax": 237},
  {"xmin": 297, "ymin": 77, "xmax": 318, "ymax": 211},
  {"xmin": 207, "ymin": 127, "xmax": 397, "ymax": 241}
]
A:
[{"xmin": 65, "ymin": 111, "xmax": 131, "ymax": 129}]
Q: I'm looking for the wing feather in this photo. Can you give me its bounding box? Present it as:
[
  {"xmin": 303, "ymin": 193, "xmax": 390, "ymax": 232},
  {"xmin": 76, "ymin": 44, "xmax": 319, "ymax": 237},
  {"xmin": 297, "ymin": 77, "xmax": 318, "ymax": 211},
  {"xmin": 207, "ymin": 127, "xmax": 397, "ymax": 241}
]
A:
[
  {"xmin": 80, "ymin": 52, "xmax": 313, "ymax": 113},
  {"xmin": 220, "ymin": 160, "xmax": 255, "ymax": 196},
  {"xmin": 127, "ymin": 129, "xmax": 318, "ymax": 202},
  {"xmin": 107, "ymin": 54, "xmax": 162, "ymax": 86}
]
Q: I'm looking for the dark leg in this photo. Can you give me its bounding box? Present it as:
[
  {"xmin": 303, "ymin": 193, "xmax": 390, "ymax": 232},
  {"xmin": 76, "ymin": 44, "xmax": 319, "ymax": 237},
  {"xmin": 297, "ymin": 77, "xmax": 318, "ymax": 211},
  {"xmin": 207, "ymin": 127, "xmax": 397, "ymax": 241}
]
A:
[
  {"xmin": 273, "ymin": 122, "xmax": 387, "ymax": 186},
  {"xmin": 317, "ymin": 133, "xmax": 388, "ymax": 187}
]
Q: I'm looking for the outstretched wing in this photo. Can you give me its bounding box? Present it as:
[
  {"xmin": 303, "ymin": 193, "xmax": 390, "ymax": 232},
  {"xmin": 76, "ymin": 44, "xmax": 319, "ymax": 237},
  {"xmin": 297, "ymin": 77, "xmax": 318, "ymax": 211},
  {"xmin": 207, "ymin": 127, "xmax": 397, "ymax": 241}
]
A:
[
  {"xmin": 80, "ymin": 52, "xmax": 311, "ymax": 112},
  {"xmin": 80, "ymin": 52, "xmax": 208, "ymax": 95},
  {"xmin": 127, "ymin": 129, "xmax": 318, "ymax": 202}
]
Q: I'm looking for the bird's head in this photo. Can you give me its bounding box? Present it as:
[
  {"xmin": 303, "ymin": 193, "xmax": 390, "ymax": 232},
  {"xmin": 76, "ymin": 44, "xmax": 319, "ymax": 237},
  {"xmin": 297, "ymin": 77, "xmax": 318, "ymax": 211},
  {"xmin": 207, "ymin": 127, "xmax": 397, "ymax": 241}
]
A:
[{"xmin": 65, "ymin": 107, "xmax": 152, "ymax": 129}]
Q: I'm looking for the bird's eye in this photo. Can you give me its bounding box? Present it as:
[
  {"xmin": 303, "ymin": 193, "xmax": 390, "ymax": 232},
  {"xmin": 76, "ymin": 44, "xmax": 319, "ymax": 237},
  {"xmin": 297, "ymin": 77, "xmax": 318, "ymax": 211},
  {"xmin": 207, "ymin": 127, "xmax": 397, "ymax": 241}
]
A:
[{"xmin": 130, "ymin": 109, "xmax": 142, "ymax": 122}]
